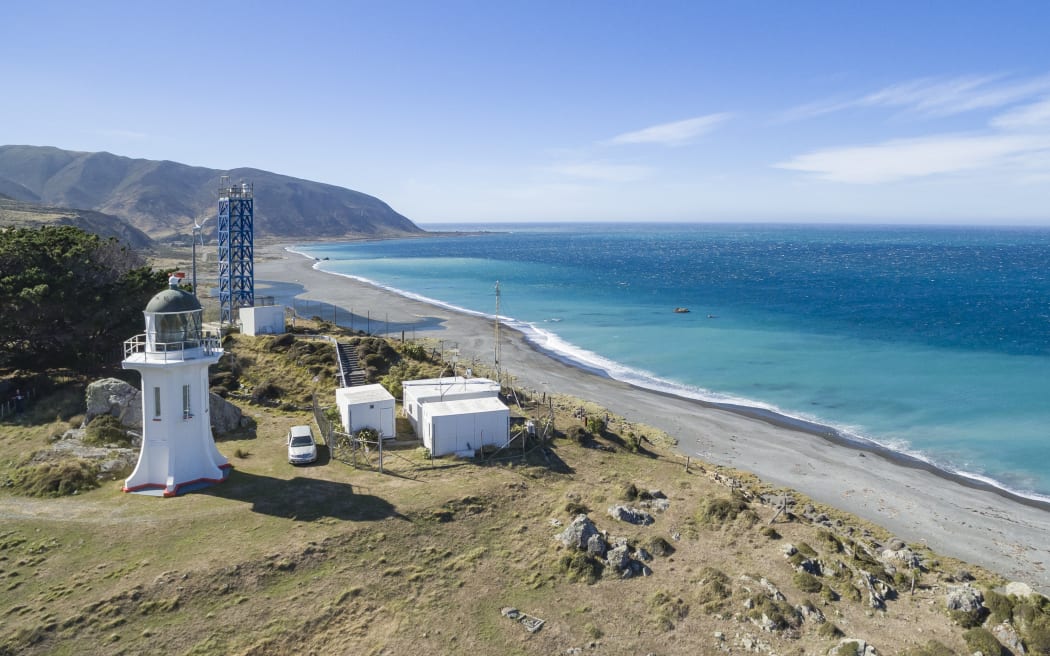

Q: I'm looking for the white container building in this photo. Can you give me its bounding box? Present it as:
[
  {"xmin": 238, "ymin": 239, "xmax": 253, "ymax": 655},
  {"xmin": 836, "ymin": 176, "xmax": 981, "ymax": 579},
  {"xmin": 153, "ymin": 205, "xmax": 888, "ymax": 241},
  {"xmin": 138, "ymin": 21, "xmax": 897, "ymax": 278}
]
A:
[
  {"xmin": 401, "ymin": 376, "xmax": 508, "ymax": 456},
  {"xmin": 239, "ymin": 305, "xmax": 285, "ymax": 336},
  {"xmin": 336, "ymin": 384, "xmax": 396, "ymax": 439}
]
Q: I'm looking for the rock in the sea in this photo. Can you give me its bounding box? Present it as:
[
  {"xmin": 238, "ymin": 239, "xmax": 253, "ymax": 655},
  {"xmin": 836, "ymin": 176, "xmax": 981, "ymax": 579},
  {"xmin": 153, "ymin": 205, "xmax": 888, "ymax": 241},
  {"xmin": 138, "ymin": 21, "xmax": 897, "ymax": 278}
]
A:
[
  {"xmin": 607, "ymin": 505, "xmax": 654, "ymax": 525},
  {"xmin": 85, "ymin": 378, "xmax": 142, "ymax": 428},
  {"xmin": 556, "ymin": 514, "xmax": 600, "ymax": 550}
]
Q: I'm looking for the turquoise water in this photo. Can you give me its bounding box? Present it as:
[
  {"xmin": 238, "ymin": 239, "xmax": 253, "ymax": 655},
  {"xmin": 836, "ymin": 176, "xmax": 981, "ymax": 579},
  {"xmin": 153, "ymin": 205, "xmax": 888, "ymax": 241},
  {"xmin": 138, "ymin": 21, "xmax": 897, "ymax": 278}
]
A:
[{"xmin": 293, "ymin": 223, "xmax": 1050, "ymax": 499}]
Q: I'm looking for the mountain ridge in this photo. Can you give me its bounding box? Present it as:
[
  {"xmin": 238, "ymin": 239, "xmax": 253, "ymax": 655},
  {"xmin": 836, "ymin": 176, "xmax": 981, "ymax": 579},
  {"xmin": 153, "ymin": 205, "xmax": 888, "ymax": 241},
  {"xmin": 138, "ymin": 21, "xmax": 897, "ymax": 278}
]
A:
[{"xmin": 0, "ymin": 145, "xmax": 423, "ymax": 240}]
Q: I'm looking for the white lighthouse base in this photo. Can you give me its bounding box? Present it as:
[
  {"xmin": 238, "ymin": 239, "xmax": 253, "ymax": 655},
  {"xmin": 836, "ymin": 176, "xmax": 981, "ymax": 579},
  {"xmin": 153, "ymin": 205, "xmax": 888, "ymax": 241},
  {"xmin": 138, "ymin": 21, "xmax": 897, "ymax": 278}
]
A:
[
  {"xmin": 122, "ymin": 345, "xmax": 230, "ymax": 497},
  {"xmin": 123, "ymin": 437, "xmax": 231, "ymax": 497}
]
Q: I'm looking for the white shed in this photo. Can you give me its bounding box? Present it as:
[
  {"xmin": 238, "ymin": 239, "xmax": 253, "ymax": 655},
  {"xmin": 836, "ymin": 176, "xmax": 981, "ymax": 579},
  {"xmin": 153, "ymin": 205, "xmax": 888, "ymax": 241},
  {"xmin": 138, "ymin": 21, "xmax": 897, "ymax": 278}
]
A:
[
  {"xmin": 336, "ymin": 384, "xmax": 396, "ymax": 439},
  {"xmin": 239, "ymin": 305, "xmax": 285, "ymax": 336},
  {"xmin": 402, "ymin": 377, "xmax": 501, "ymax": 433},
  {"xmin": 421, "ymin": 396, "xmax": 510, "ymax": 457}
]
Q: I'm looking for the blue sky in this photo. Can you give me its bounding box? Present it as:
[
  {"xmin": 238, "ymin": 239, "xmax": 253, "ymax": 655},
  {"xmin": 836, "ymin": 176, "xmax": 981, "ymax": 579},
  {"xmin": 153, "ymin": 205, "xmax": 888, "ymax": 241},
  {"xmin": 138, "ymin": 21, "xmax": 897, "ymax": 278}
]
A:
[{"xmin": 3, "ymin": 1, "xmax": 1050, "ymax": 224}]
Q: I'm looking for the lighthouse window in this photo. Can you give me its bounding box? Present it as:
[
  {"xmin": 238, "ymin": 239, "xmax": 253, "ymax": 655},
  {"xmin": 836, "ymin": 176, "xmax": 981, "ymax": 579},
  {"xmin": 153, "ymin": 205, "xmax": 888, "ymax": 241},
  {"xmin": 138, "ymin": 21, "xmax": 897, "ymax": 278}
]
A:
[
  {"xmin": 153, "ymin": 387, "xmax": 161, "ymax": 419},
  {"xmin": 183, "ymin": 385, "xmax": 192, "ymax": 419}
]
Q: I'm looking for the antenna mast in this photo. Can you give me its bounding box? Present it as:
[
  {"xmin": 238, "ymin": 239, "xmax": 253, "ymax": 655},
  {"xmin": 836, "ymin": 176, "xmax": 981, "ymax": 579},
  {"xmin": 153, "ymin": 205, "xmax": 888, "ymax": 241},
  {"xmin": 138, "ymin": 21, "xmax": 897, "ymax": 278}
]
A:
[{"xmin": 494, "ymin": 281, "xmax": 502, "ymax": 387}]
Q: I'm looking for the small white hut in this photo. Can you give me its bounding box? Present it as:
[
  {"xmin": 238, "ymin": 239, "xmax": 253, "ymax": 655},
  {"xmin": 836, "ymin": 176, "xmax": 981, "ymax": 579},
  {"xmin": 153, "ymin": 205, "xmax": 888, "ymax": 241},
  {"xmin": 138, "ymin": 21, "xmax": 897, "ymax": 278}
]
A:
[
  {"xmin": 239, "ymin": 305, "xmax": 285, "ymax": 336},
  {"xmin": 402, "ymin": 376, "xmax": 508, "ymax": 456},
  {"xmin": 336, "ymin": 384, "xmax": 395, "ymax": 439}
]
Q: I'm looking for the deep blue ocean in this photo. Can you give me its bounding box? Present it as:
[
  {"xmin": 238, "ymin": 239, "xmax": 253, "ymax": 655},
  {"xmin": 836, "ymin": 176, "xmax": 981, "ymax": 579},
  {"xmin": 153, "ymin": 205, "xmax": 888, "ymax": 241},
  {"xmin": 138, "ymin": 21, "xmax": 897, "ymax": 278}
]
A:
[{"xmin": 294, "ymin": 223, "xmax": 1050, "ymax": 500}]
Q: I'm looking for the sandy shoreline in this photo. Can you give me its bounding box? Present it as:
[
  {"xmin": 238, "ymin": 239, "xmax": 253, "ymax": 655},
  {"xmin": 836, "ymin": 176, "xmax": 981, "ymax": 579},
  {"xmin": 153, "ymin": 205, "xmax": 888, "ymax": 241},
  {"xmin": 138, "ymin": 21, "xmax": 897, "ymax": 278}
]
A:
[{"xmin": 255, "ymin": 245, "xmax": 1050, "ymax": 594}]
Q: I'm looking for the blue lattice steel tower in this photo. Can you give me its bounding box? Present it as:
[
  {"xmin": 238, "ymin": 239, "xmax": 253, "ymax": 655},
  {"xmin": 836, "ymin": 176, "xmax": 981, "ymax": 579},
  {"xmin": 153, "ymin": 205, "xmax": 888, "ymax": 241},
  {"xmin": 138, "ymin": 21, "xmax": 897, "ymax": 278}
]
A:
[{"xmin": 217, "ymin": 176, "xmax": 254, "ymax": 325}]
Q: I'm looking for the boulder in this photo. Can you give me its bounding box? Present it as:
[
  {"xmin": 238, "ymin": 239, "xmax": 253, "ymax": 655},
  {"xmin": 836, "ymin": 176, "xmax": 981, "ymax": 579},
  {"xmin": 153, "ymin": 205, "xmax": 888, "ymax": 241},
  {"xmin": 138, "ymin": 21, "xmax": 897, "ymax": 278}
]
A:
[
  {"xmin": 586, "ymin": 534, "xmax": 607, "ymax": 557},
  {"xmin": 606, "ymin": 541, "xmax": 630, "ymax": 572},
  {"xmin": 946, "ymin": 584, "xmax": 984, "ymax": 613},
  {"xmin": 607, "ymin": 505, "xmax": 654, "ymax": 525},
  {"xmin": 1005, "ymin": 581, "xmax": 1036, "ymax": 599},
  {"xmin": 991, "ymin": 621, "xmax": 1025, "ymax": 654},
  {"xmin": 881, "ymin": 547, "xmax": 921, "ymax": 569},
  {"xmin": 209, "ymin": 392, "xmax": 246, "ymax": 434},
  {"xmin": 556, "ymin": 514, "xmax": 600, "ymax": 550},
  {"xmin": 85, "ymin": 378, "xmax": 142, "ymax": 428}
]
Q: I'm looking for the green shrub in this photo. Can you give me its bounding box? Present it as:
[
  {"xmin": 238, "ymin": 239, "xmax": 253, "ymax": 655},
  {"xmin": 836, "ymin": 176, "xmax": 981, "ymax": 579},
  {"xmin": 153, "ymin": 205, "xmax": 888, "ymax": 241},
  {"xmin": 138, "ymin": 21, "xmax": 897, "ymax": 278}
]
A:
[
  {"xmin": 624, "ymin": 432, "xmax": 641, "ymax": 452},
  {"xmin": 695, "ymin": 567, "xmax": 733, "ymax": 612},
  {"xmin": 648, "ymin": 591, "xmax": 689, "ymax": 630},
  {"xmin": 565, "ymin": 426, "xmax": 590, "ymax": 445},
  {"xmin": 962, "ymin": 627, "xmax": 1003, "ymax": 656},
  {"xmin": 586, "ymin": 415, "xmax": 605, "ymax": 435},
  {"xmin": 794, "ymin": 571, "xmax": 823, "ymax": 593},
  {"xmin": 1023, "ymin": 615, "xmax": 1050, "ymax": 654},
  {"xmin": 400, "ymin": 343, "xmax": 429, "ymax": 361},
  {"xmin": 760, "ymin": 526, "xmax": 781, "ymax": 539},
  {"xmin": 817, "ymin": 622, "xmax": 844, "ymax": 639},
  {"xmin": 982, "ymin": 590, "xmax": 1013, "ymax": 624},
  {"xmin": 83, "ymin": 415, "xmax": 133, "ymax": 447},
  {"xmin": 13, "ymin": 459, "xmax": 100, "ymax": 497},
  {"xmin": 746, "ymin": 595, "xmax": 799, "ymax": 631},
  {"xmin": 950, "ymin": 606, "xmax": 987, "ymax": 629},
  {"xmin": 564, "ymin": 500, "xmax": 589, "ymax": 516},
  {"xmin": 815, "ymin": 529, "xmax": 843, "ymax": 553},
  {"xmin": 796, "ymin": 542, "xmax": 818, "ymax": 557},
  {"xmin": 251, "ymin": 380, "xmax": 282, "ymax": 404},
  {"xmin": 620, "ymin": 482, "xmax": 639, "ymax": 501},
  {"xmin": 697, "ymin": 496, "xmax": 756, "ymax": 526},
  {"xmin": 644, "ymin": 535, "xmax": 675, "ymax": 557},
  {"xmin": 558, "ymin": 551, "xmax": 603, "ymax": 584}
]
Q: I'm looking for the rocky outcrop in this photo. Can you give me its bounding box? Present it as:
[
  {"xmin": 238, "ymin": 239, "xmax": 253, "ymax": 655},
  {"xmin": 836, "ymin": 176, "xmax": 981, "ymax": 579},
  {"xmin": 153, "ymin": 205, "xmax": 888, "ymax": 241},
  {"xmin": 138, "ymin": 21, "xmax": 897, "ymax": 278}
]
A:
[
  {"xmin": 85, "ymin": 378, "xmax": 142, "ymax": 428},
  {"xmin": 83, "ymin": 378, "xmax": 245, "ymax": 436},
  {"xmin": 607, "ymin": 505, "xmax": 654, "ymax": 525},
  {"xmin": 556, "ymin": 514, "xmax": 601, "ymax": 551},
  {"xmin": 209, "ymin": 392, "xmax": 246, "ymax": 435}
]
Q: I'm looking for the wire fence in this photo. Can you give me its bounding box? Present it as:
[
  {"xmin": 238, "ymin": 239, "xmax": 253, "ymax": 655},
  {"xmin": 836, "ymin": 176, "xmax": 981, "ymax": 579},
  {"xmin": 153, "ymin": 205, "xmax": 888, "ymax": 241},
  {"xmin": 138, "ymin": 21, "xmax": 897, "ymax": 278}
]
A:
[{"xmin": 0, "ymin": 387, "xmax": 33, "ymax": 420}]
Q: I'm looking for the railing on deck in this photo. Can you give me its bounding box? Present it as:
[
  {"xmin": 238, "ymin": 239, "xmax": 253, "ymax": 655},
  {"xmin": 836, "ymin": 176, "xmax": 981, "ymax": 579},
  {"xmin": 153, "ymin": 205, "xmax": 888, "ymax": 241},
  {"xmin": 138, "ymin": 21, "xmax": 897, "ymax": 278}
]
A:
[{"xmin": 123, "ymin": 333, "xmax": 222, "ymax": 362}]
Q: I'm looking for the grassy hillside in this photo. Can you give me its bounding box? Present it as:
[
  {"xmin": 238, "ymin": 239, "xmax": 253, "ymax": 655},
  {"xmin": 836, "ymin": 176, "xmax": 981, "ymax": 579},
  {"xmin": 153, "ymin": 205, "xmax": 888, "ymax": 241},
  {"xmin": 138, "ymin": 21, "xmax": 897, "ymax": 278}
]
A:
[
  {"xmin": 0, "ymin": 195, "xmax": 153, "ymax": 249},
  {"xmin": 1, "ymin": 330, "xmax": 1046, "ymax": 656},
  {"xmin": 0, "ymin": 145, "xmax": 424, "ymax": 240}
]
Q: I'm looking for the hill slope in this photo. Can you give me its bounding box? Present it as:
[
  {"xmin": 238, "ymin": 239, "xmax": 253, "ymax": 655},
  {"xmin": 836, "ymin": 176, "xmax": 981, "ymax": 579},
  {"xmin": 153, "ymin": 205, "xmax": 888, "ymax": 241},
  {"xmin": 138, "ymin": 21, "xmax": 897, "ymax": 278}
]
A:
[
  {"xmin": 0, "ymin": 145, "xmax": 423, "ymax": 239},
  {"xmin": 0, "ymin": 193, "xmax": 154, "ymax": 249}
]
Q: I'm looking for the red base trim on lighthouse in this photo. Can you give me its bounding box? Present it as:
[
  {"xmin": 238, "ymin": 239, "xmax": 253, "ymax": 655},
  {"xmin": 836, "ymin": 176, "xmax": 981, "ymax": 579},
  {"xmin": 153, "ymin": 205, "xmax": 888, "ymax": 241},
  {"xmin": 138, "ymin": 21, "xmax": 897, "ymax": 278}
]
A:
[{"xmin": 123, "ymin": 466, "xmax": 232, "ymax": 497}]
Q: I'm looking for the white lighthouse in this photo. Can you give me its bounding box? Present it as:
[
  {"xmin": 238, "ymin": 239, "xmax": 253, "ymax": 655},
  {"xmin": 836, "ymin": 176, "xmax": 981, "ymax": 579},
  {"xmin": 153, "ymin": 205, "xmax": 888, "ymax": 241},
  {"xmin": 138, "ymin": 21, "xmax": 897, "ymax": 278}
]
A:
[{"xmin": 122, "ymin": 276, "xmax": 229, "ymax": 496}]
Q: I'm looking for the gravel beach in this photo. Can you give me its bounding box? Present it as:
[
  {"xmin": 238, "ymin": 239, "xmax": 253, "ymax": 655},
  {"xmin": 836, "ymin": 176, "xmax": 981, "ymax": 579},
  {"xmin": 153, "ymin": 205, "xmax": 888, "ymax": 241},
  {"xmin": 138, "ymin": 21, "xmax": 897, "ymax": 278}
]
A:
[{"xmin": 256, "ymin": 245, "xmax": 1050, "ymax": 593}]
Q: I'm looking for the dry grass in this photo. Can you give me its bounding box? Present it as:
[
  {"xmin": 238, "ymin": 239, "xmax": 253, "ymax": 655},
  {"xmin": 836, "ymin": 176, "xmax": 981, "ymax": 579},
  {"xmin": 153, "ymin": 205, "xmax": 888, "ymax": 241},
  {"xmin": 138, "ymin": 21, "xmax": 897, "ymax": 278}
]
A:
[{"xmin": 0, "ymin": 333, "xmax": 1044, "ymax": 656}]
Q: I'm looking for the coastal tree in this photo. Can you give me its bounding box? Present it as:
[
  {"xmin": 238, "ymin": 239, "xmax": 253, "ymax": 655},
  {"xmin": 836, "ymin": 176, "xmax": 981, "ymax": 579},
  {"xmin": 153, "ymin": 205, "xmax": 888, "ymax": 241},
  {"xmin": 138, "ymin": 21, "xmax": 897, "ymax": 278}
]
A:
[{"xmin": 0, "ymin": 225, "xmax": 168, "ymax": 372}]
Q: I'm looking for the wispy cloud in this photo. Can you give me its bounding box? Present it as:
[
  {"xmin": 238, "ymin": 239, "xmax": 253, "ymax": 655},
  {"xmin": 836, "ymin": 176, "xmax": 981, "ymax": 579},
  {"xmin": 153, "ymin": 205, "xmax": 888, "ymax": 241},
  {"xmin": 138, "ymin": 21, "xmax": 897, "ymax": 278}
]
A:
[
  {"xmin": 775, "ymin": 133, "xmax": 1050, "ymax": 184},
  {"xmin": 547, "ymin": 162, "xmax": 652, "ymax": 182},
  {"xmin": 781, "ymin": 74, "xmax": 1050, "ymax": 122},
  {"xmin": 991, "ymin": 96, "xmax": 1050, "ymax": 130},
  {"xmin": 606, "ymin": 113, "xmax": 731, "ymax": 146}
]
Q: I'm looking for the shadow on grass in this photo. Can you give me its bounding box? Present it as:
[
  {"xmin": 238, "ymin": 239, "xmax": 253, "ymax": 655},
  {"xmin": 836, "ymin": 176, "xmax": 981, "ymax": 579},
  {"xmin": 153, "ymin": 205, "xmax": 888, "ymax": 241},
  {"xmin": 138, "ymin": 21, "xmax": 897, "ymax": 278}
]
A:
[{"xmin": 201, "ymin": 467, "xmax": 403, "ymax": 522}]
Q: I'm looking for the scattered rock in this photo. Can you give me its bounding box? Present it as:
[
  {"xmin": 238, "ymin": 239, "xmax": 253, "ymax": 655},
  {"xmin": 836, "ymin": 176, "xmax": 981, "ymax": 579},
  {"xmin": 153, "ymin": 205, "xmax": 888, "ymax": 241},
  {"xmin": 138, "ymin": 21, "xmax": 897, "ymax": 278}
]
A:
[
  {"xmin": 881, "ymin": 547, "xmax": 921, "ymax": 570},
  {"xmin": 782, "ymin": 543, "xmax": 798, "ymax": 557},
  {"xmin": 586, "ymin": 534, "xmax": 607, "ymax": 557},
  {"xmin": 607, "ymin": 505, "xmax": 654, "ymax": 525},
  {"xmin": 991, "ymin": 621, "xmax": 1025, "ymax": 654},
  {"xmin": 945, "ymin": 584, "xmax": 984, "ymax": 614},
  {"xmin": 556, "ymin": 514, "xmax": 601, "ymax": 550}
]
